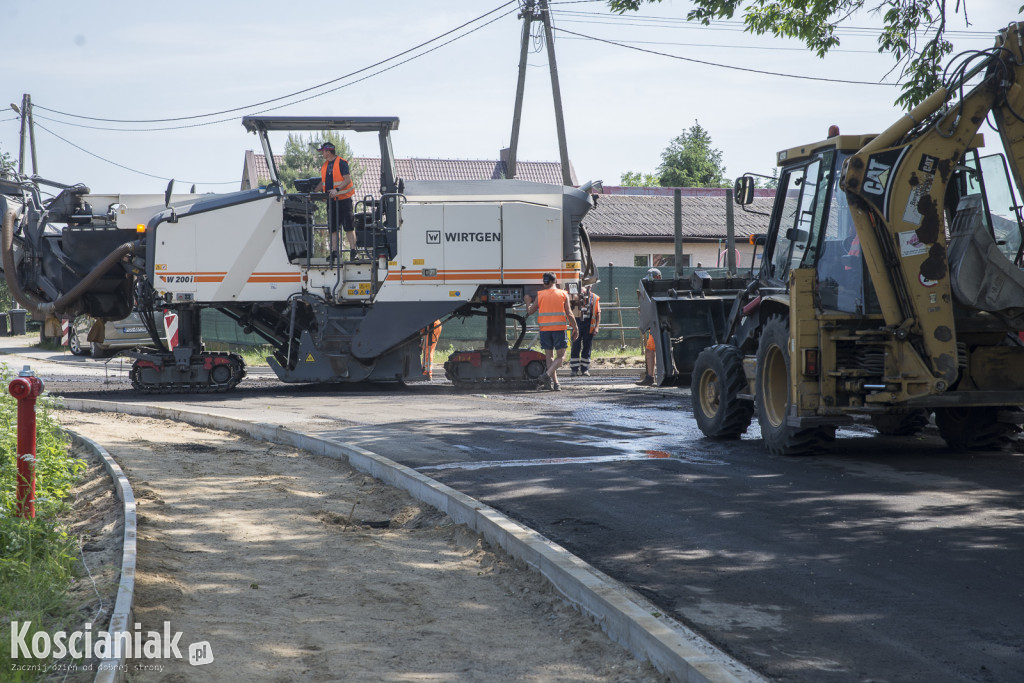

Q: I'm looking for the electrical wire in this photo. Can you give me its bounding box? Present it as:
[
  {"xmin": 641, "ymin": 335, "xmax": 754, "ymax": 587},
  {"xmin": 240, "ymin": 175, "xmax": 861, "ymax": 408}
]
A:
[
  {"xmin": 33, "ymin": 120, "xmax": 239, "ymax": 186},
  {"xmin": 557, "ymin": 35, "xmax": 881, "ymax": 53},
  {"xmin": 550, "ymin": 9, "xmax": 994, "ymax": 40},
  {"xmin": 24, "ymin": 6, "xmax": 519, "ymax": 183},
  {"xmin": 31, "ymin": 7, "xmax": 518, "ymax": 134},
  {"xmin": 553, "ymin": 26, "xmax": 898, "ymax": 86},
  {"xmin": 34, "ymin": 0, "xmax": 518, "ymax": 125}
]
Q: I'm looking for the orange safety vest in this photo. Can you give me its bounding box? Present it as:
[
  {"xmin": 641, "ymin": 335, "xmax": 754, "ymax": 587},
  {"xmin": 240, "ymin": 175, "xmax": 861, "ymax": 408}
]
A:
[
  {"xmin": 320, "ymin": 157, "xmax": 355, "ymax": 201},
  {"xmin": 537, "ymin": 288, "xmax": 569, "ymax": 331}
]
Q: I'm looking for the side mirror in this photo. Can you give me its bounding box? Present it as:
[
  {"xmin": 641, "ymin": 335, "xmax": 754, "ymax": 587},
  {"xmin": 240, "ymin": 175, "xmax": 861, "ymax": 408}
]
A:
[
  {"xmin": 164, "ymin": 179, "xmax": 178, "ymax": 224},
  {"xmin": 734, "ymin": 175, "xmax": 756, "ymax": 206}
]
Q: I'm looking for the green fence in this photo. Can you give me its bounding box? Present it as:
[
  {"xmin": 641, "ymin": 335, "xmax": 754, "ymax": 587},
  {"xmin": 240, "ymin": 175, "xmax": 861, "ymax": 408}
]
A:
[{"xmin": 200, "ymin": 266, "xmax": 732, "ymax": 349}]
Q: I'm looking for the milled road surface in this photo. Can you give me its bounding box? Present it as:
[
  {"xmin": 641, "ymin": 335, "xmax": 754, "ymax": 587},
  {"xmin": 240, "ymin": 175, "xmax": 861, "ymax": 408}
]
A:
[{"xmin": 6, "ymin": 338, "xmax": 1024, "ymax": 682}]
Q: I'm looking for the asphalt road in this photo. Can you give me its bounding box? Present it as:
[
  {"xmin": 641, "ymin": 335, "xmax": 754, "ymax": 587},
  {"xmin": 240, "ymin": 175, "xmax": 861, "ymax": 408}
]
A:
[{"xmin": 7, "ymin": 340, "xmax": 1024, "ymax": 682}]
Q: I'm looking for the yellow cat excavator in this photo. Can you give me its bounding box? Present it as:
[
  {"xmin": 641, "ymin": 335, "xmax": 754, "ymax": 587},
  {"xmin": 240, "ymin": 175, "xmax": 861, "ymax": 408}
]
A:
[{"xmin": 687, "ymin": 20, "xmax": 1024, "ymax": 454}]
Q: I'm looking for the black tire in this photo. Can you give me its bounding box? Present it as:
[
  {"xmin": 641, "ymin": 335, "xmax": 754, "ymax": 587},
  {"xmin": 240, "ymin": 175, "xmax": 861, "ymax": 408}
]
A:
[
  {"xmin": 755, "ymin": 315, "xmax": 829, "ymax": 455},
  {"xmin": 934, "ymin": 407, "xmax": 1013, "ymax": 451},
  {"xmin": 870, "ymin": 410, "xmax": 930, "ymax": 436},
  {"xmin": 691, "ymin": 345, "xmax": 753, "ymax": 438}
]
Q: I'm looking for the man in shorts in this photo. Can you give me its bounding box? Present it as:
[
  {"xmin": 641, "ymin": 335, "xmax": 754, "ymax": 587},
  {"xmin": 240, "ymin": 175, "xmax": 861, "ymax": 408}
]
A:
[
  {"xmin": 527, "ymin": 272, "xmax": 579, "ymax": 391},
  {"xmin": 316, "ymin": 142, "xmax": 357, "ymax": 260}
]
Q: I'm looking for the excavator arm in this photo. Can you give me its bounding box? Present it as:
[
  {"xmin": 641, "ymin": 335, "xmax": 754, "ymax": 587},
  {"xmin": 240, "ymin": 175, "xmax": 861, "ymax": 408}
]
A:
[{"xmin": 840, "ymin": 20, "xmax": 1024, "ymax": 395}]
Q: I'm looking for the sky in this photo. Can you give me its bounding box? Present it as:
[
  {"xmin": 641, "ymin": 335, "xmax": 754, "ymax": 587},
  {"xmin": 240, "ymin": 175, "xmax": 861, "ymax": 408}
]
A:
[{"xmin": 1, "ymin": 1, "xmax": 1018, "ymax": 196}]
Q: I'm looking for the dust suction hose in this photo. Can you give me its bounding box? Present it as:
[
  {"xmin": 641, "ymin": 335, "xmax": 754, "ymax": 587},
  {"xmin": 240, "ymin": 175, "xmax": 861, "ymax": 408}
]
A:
[{"xmin": 3, "ymin": 207, "xmax": 137, "ymax": 316}]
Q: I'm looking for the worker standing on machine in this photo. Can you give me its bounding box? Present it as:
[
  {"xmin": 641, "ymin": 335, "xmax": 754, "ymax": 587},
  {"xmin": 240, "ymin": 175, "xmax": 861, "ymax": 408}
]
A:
[
  {"xmin": 316, "ymin": 142, "xmax": 357, "ymax": 260},
  {"xmin": 527, "ymin": 272, "xmax": 579, "ymax": 391},
  {"xmin": 569, "ymin": 284, "xmax": 600, "ymax": 377}
]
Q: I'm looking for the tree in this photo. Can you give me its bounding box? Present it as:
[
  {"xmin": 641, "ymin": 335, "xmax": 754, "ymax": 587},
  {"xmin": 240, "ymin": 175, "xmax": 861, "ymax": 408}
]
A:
[
  {"xmin": 0, "ymin": 144, "xmax": 12, "ymax": 179},
  {"xmin": 657, "ymin": 120, "xmax": 728, "ymax": 188},
  {"xmin": 606, "ymin": 0, "xmax": 1011, "ymax": 108},
  {"xmin": 620, "ymin": 170, "xmax": 661, "ymax": 186},
  {"xmin": 276, "ymin": 132, "xmax": 363, "ymax": 194}
]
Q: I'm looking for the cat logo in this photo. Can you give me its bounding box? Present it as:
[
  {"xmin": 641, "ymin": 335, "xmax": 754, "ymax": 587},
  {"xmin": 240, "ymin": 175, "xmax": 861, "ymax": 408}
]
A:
[{"xmin": 863, "ymin": 158, "xmax": 892, "ymax": 195}]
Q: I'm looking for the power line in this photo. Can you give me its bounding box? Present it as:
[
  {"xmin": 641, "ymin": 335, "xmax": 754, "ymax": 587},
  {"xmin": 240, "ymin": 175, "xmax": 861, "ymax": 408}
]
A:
[
  {"xmin": 33, "ymin": 120, "xmax": 238, "ymax": 186},
  {"xmin": 553, "ymin": 26, "xmax": 898, "ymax": 86},
  {"xmin": 27, "ymin": 7, "xmax": 519, "ymax": 184},
  {"xmin": 557, "ymin": 35, "xmax": 880, "ymax": 53},
  {"xmin": 550, "ymin": 9, "xmax": 995, "ymax": 39},
  {"xmin": 31, "ymin": 7, "xmax": 518, "ymax": 134},
  {"xmin": 34, "ymin": 1, "xmax": 518, "ymax": 125}
]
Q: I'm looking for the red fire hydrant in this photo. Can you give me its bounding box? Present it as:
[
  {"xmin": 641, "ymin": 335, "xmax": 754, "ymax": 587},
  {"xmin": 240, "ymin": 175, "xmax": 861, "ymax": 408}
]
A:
[{"xmin": 9, "ymin": 366, "xmax": 44, "ymax": 519}]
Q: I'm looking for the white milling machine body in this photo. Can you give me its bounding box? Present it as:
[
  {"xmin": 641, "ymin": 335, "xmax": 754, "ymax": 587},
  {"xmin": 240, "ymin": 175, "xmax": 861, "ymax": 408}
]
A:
[{"xmin": 0, "ymin": 116, "xmax": 596, "ymax": 393}]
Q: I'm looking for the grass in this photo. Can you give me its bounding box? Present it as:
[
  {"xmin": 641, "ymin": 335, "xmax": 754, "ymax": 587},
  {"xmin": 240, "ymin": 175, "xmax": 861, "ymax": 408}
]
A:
[{"xmin": 0, "ymin": 365, "xmax": 83, "ymax": 680}]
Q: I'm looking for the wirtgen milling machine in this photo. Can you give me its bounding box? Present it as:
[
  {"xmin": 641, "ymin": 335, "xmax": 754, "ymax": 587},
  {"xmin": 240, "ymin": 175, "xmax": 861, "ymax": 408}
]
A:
[
  {"xmin": 0, "ymin": 116, "xmax": 597, "ymax": 392},
  {"xmin": 669, "ymin": 21, "xmax": 1024, "ymax": 454}
]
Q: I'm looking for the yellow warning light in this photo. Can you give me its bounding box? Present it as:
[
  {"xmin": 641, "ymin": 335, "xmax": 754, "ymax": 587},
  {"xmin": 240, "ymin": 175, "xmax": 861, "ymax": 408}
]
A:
[{"xmin": 136, "ymin": 224, "xmax": 146, "ymax": 233}]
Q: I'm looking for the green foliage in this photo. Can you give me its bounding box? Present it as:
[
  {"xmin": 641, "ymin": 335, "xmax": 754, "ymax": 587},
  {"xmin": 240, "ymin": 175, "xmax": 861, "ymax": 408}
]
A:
[
  {"xmin": 0, "ymin": 365, "xmax": 81, "ymax": 678},
  {"xmin": 657, "ymin": 120, "xmax": 729, "ymax": 188},
  {"xmin": 0, "ymin": 281, "xmax": 14, "ymax": 312},
  {"xmin": 620, "ymin": 171, "xmax": 661, "ymax": 187},
  {"xmin": 607, "ymin": 0, "xmax": 976, "ymax": 108},
  {"xmin": 757, "ymin": 167, "xmax": 780, "ymax": 189}
]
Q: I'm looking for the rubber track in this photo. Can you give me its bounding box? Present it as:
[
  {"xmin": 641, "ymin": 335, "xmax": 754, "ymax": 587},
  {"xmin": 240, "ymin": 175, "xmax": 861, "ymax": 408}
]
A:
[{"xmin": 130, "ymin": 352, "xmax": 247, "ymax": 394}]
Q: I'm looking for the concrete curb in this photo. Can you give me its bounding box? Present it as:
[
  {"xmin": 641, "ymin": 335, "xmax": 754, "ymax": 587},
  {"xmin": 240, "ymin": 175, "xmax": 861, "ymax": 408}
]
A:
[
  {"xmin": 66, "ymin": 431, "xmax": 137, "ymax": 683},
  {"xmin": 60, "ymin": 398, "xmax": 764, "ymax": 683}
]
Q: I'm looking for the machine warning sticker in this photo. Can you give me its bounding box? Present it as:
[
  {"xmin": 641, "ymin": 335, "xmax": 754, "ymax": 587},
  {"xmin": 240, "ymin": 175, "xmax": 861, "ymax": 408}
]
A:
[
  {"xmin": 305, "ymin": 353, "xmax": 315, "ymax": 362},
  {"xmin": 919, "ymin": 272, "xmax": 939, "ymax": 287},
  {"xmin": 902, "ymin": 167, "xmax": 935, "ymax": 226},
  {"xmin": 898, "ymin": 231, "xmax": 928, "ymax": 257}
]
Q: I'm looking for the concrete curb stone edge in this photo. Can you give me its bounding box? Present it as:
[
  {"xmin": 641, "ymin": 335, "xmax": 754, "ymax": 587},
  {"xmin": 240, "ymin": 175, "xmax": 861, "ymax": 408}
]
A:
[
  {"xmin": 65, "ymin": 431, "xmax": 136, "ymax": 683},
  {"xmin": 61, "ymin": 398, "xmax": 764, "ymax": 683}
]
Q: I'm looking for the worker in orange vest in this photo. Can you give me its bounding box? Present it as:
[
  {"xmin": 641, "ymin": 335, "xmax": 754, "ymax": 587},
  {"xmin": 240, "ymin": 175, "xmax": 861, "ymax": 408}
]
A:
[
  {"xmin": 569, "ymin": 284, "xmax": 601, "ymax": 377},
  {"xmin": 526, "ymin": 272, "xmax": 579, "ymax": 391},
  {"xmin": 316, "ymin": 142, "xmax": 357, "ymax": 260},
  {"xmin": 421, "ymin": 320, "xmax": 442, "ymax": 379}
]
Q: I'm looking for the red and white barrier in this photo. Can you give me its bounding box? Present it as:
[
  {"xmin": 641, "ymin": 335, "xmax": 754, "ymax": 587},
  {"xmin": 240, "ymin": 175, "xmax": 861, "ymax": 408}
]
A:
[
  {"xmin": 163, "ymin": 313, "xmax": 179, "ymax": 350},
  {"xmin": 61, "ymin": 318, "xmax": 70, "ymax": 347}
]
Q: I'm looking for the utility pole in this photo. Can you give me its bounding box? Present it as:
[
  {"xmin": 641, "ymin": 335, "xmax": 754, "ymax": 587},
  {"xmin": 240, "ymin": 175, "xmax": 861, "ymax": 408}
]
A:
[
  {"xmin": 506, "ymin": 0, "xmax": 535, "ymax": 181},
  {"xmin": 538, "ymin": 0, "xmax": 572, "ymax": 186},
  {"xmin": 14, "ymin": 94, "xmax": 37, "ymax": 176},
  {"xmin": 506, "ymin": 0, "xmax": 573, "ymax": 186}
]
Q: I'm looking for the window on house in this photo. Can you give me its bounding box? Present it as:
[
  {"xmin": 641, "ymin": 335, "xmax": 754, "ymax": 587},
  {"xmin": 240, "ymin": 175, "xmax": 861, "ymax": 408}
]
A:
[{"xmin": 633, "ymin": 255, "xmax": 651, "ymax": 267}]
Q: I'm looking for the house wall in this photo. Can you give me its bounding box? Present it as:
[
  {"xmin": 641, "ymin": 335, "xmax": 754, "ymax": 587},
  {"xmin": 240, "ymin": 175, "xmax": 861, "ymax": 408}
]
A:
[{"xmin": 591, "ymin": 241, "xmax": 751, "ymax": 270}]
